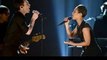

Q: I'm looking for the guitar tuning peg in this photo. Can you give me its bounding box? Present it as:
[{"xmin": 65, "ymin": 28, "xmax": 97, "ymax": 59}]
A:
[
  {"xmin": 38, "ymin": 32, "xmax": 41, "ymax": 34},
  {"xmin": 35, "ymin": 33, "xmax": 38, "ymax": 35},
  {"xmin": 42, "ymin": 35, "xmax": 46, "ymax": 39}
]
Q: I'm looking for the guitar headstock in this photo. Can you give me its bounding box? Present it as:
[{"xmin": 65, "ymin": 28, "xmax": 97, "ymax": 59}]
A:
[{"xmin": 32, "ymin": 33, "xmax": 46, "ymax": 42}]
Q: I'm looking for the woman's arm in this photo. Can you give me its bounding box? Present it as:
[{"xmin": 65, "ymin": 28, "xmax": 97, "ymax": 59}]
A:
[
  {"xmin": 64, "ymin": 17, "xmax": 77, "ymax": 38},
  {"xmin": 64, "ymin": 27, "xmax": 91, "ymax": 46}
]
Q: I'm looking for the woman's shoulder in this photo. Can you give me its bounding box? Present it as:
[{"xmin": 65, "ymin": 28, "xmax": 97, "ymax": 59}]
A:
[{"xmin": 82, "ymin": 21, "xmax": 91, "ymax": 28}]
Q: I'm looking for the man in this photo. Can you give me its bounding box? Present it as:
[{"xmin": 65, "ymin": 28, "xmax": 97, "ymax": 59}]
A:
[
  {"xmin": 2, "ymin": 0, "xmax": 40, "ymax": 56},
  {"xmin": 0, "ymin": 5, "xmax": 10, "ymax": 56}
]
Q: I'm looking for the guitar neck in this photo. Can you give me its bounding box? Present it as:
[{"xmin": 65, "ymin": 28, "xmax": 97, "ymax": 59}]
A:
[
  {"xmin": 21, "ymin": 34, "xmax": 45, "ymax": 47},
  {"xmin": 27, "ymin": 39, "xmax": 34, "ymax": 45},
  {"xmin": 21, "ymin": 39, "xmax": 34, "ymax": 47}
]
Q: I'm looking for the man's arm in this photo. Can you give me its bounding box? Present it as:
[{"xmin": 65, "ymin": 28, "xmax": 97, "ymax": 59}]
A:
[{"xmin": 26, "ymin": 10, "xmax": 40, "ymax": 35}]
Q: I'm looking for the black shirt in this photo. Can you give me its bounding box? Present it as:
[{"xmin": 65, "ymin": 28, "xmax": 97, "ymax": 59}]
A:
[
  {"xmin": 3, "ymin": 11, "xmax": 28, "ymax": 56},
  {"xmin": 4, "ymin": 11, "xmax": 28, "ymax": 45},
  {"xmin": 0, "ymin": 22, "xmax": 8, "ymax": 44},
  {"xmin": 77, "ymin": 21, "xmax": 102, "ymax": 56}
]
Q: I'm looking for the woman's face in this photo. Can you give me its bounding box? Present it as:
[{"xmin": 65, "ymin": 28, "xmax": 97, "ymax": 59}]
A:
[{"xmin": 72, "ymin": 8, "xmax": 81, "ymax": 20}]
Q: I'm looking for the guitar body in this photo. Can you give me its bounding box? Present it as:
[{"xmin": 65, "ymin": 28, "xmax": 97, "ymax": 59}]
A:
[{"xmin": 17, "ymin": 33, "xmax": 46, "ymax": 54}]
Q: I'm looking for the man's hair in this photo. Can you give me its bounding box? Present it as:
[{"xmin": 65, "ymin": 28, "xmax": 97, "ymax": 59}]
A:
[
  {"xmin": 76, "ymin": 4, "xmax": 87, "ymax": 17},
  {"xmin": 13, "ymin": 0, "xmax": 25, "ymax": 10},
  {"xmin": 0, "ymin": 5, "xmax": 10, "ymax": 15}
]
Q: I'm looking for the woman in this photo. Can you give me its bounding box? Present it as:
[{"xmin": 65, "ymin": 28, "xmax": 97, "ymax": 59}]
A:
[{"xmin": 64, "ymin": 4, "xmax": 102, "ymax": 56}]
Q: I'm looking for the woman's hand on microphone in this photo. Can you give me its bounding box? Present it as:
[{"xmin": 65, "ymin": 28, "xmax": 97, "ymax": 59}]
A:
[{"xmin": 64, "ymin": 17, "xmax": 70, "ymax": 26}]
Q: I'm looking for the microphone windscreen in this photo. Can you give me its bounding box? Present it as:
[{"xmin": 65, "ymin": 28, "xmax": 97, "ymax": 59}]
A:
[
  {"xmin": 32, "ymin": 10, "xmax": 36, "ymax": 13},
  {"xmin": 32, "ymin": 10, "xmax": 42, "ymax": 16},
  {"xmin": 68, "ymin": 17, "xmax": 72, "ymax": 20}
]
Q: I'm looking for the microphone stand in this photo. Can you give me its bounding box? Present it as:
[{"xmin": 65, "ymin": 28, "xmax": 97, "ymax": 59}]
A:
[{"xmin": 40, "ymin": 15, "xmax": 45, "ymax": 56}]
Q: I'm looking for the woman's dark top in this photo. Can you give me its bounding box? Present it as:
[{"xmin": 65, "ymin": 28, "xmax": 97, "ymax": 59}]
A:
[{"xmin": 77, "ymin": 21, "xmax": 102, "ymax": 56}]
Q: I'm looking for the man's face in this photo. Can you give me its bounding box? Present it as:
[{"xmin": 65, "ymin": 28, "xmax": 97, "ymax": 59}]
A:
[{"xmin": 22, "ymin": 0, "xmax": 31, "ymax": 14}]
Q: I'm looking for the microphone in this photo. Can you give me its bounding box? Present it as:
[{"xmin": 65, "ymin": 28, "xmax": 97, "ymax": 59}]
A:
[
  {"xmin": 32, "ymin": 10, "xmax": 47, "ymax": 20},
  {"xmin": 32, "ymin": 10, "xmax": 42, "ymax": 16},
  {"xmin": 58, "ymin": 16, "xmax": 72, "ymax": 26},
  {"xmin": 68, "ymin": 16, "xmax": 72, "ymax": 20}
]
